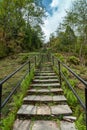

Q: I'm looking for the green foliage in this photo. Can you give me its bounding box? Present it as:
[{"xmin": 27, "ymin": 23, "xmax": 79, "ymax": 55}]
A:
[
  {"xmin": 68, "ymin": 56, "xmax": 80, "ymax": 65},
  {"xmin": 67, "ymin": 90, "xmax": 77, "ymax": 106},
  {"xmin": 1, "ymin": 113, "xmax": 15, "ymax": 130},
  {"xmin": 0, "ymin": 42, "xmax": 7, "ymax": 58},
  {"xmin": 76, "ymin": 113, "xmax": 86, "ymax": 130},
  {"xmin": 62, "ymin": 67, "xmax": 69, "ymax": 78},
  {"xmin": 19, "ymin": 55, "xmax": 29, "ymax": 64},
  {"xmin": 68, "ymin": 79, "xmax": 78, "ymax": 88},
  {"xmin": 63, "ymin": 26, "xmax": 77, "ymax": 45},
  {"xmin": 0, "ymin": 0, "xmax": 44, "ymax": 57},
  {"xmin": 54, "ymin": 53, "xmax": 64, "ymax": 62}
]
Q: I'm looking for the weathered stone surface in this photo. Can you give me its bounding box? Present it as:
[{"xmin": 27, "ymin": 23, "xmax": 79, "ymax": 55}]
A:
[
  {"xmin": 63, "ymin": 116, "xmax": 77, "ymax": 121},
  {"xmin": 40, "ymin": 95, "xmax": 53, "ymax": 101},
  {"xmin": 33, "ymin": 79, "xmax": 58, "ymax": 83},
  {"xmin": 32, "ymin": 121, "xmax": 60, "ymax": 130},
  {"xmin": 60, "ymin": 121, "xmax": 77, "ymax": 130},
  {"xmin": 17, "ymin": 105, "xmax": 28, "ymax": 114},
  {"xmin": 31, "ymin": 83, "xmax": 60, "ymax": 87},
  {"xmin": 13, "ymin": 119, "xmax": 23, "ymax": 130},
  {"xmin": 51, "ymin": 88, "xmax": 63, "ymax": 93},
  {"xmin": 37, "ymin": 105, "xmax": 51, "ymax": 115},
  {"xmin": 35, "ymin": 72, "xmax": 56, "ymax": 76},
  {"xmin": 17, "ymin": 105, "xmax": 37, "ymax": 115},
  {"xmin": 35, "ymin": 71, "xmax": 54, "ymax": 73},
  {"xmin": 23, "ymin": 95, "xmax": 40, "ymax": 101},
  {"xmin": 28, "ymin": 88, "xmax": 50, "ymax": 93},
  {"xmin": 13, "ymin": 119, "xmax": 31, "ymax": 130},
  {"xmin": 23, "ymin": 95, "xmax": 36, "ymax": 100},
  {"xmin": 51, "ymin": 105, "xmax": 72, "ymax": 115},
  {"xmin": 28, "ymin": 88, "xmax": 63, "ymax": 93},
  {"xmin": 53, "ymin": 95, "xmax": 67, "ymax": 102},
  {"xmin": 34, "ymin": 75, "xmax": 58, "ymax": 79}
]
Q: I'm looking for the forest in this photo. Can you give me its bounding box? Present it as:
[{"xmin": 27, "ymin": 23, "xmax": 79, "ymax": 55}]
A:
[{"xmin": 0, "ymin": 0, "xmax": 45, "ymax": 58}]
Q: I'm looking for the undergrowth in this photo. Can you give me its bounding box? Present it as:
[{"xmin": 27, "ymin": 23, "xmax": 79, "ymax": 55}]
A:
[
  {"xmin": 0, "ymin": 68, "xmax": 34, "ymax": 130},
  {"xmin": 53, "ymin": 65, "xmax": 86, "ymax": 130}
]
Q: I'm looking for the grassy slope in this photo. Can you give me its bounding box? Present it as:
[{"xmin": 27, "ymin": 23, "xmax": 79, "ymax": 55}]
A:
[
  {"xmin": 54, "ymin": 52, "xmax": 87, "ymax": 130},
  {"xmin": 0, "ymin": 52, "xmax": 38, "ymax": 116}
]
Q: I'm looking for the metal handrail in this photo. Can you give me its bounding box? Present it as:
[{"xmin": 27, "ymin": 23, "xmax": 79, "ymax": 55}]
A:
[
  {"xmin": 0, "ymin": 60, "xmax": 30, "ymax": 85},
  {"xmin": 0, "ymin": 54, "xmax": 40, "ymax": 118},
  {"xmin": 52, "ymin": 55, "xmax": 87, "ymax": 130},
  {"xmin": 58, "ymin": 59, "xmax": 87, "ymax": 87}
]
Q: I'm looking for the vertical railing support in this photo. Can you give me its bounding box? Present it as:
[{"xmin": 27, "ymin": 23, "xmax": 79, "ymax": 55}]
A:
[
  {"xmin": 52, "ymin": 56, "xmax": 54, "ymax": 66},
  {"xmin": 85, "ymin": 87, "xmax": 87, "ymax": 130},
  {"xmin": 42, "ymin": 54, "xmax": 43, "ymax": 63},
  {"xmin": 58, "ymin": 60, "xmax": 62, "ymax": 87},
  {"xmin": 0, "ymin": 83, "xmax": 2, "ymax": 119},
  {"xmin": 29, "ymin": 61, "xmax": 30, "ymax": 74},
  {"xmin": 35, "ymin": 56, "xmax": 36, "ymax": 67}
]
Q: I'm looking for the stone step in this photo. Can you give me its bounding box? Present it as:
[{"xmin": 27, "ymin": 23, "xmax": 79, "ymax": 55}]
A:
[
  {"xmin": 13, "ymin": 119, "xmax": 31, "ymax": 130},
  {"xmin": 23, "ymin": 95, "xmax": 67, "ymax": 104},
  {"xmin": 34, "ymin": 75, "xmax": 58, "ymax": 79},
  {"xmin": 35, "ymin": 71, "xmax": 54, "ymax": 73},
  {"xmin": 27, "ymin": 88, "xmax": 63, "ymax": 95},
  {"xmin": 33, "ymin": 79, "xmax": 59, "ymax": 83},
  {"xmin": 17, "ymin": 104, "xmax": 72, "ymax": 119},
  {"xmin": 31, "ymin": 83, "xmax": 60, "ymax": 88},
  {"xmin": 35, "ymin": 72, "xmax": 56, "ymax": 76},
  {"xmin": 13, "ymin": 120, "xmax": 77, "ymax": 130}
]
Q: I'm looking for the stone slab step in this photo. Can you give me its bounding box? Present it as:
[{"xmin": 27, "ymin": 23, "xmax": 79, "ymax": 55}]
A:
[
  {"xmin": 13, "ymin": 120, "xmax": 77, "ymax": 130},
  {"xmin": 13, "ymin": 119, "xmax": 31, "ymax": 130},
  {"xmin": 32, "ymin": 120, "xmax": 59, "ymax": 130},
  {"xmin": 17, "ymin": 104, "xmax": 72, "ymax": 118},
  {"xmin": 23, "ymin": 95, "xmax": 67, "ymax": 104},
  {"xmin": 60, "ymin": 121, "xmax": 76, "ymax": 130},
  {"xmin": 35, "ymin": 71, "xmax": 54, "ymax": 73},
  {"xmin": 34, "ymin": 75, "xmax": 58, "ymax": 79},
  {"xmin": 27, "ymin": 88, "xmax": 63, "ymax": 95},
  {"xmin": 51, "ymin": 105, "xmax": 72, "ymax": 116},
  {"xmin": 33, "ymin": 79, "xmax": 59, "ymax": 83},
  {"xmin": 31, "ymin": 83, "xmax": 60, "ymax": 88},
  {"xmin": 35, "ymin": 73, "xmax": 56, "ymax": 76},
  {"xmin": 17, "ymin": 105, "xmax": 37, "ymax": 115}
]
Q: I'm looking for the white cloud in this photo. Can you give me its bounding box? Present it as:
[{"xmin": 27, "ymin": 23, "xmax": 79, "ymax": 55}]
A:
[
  {"xmin": 50, "ymin": 0, "xmax": 59, "ymax": 8},
  {"xmin": 42, "ymin": 0, "xmax": 73, "ymax": 42}
]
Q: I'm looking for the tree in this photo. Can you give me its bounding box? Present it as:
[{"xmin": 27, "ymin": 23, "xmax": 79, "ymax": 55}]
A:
[
  {"xmin": 64, "ymin": 0, "xmax": 87, "ymax": 59},
  {"xmin": 0, "ymin": 0, "xmax": 45, "ymax": 56}
]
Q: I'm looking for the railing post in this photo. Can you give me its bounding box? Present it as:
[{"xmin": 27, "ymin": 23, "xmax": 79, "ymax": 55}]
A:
[
  {"xmin": 42, "ymin": 54, "xmax": 43, "ymax": 63},
  {"xmin": 35, "ymin": 56, "xmax": 36, "ymax": 67},
  {"xmin": 0, "ymin": 83, "xmax": 2, "ymax": 119},
  {"xmin": 58, "ymin": 60, "xmax": 62, "ymax": 87},
  {"xmin": 29, "ymin": 61, "xmax": 30, "ymax": 74},
  {"xmin": 85, "ymin": 87, "xmax": 87, "ymax": 130},
  {"xmin": 52, "ymin": 56, "xmax": 54, "ymax": 66}
]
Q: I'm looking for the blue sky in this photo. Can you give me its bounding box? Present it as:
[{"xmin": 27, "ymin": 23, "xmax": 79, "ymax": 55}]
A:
[{"xmin": 41, "ymin": 0, "xmax": 73, "ymax": 42}]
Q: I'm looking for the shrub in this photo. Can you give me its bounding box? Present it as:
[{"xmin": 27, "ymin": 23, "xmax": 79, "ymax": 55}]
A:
[
  {"xmin": 55, "ymin": 53, "xmax": 64, "ymax": 62},
  {"xmin": 19, "ymin": 55, "xmax": 29, "ymax": 64},
  {"xmin": 68, "ymin": 56, "xmax": 80, "ymax": 65},
  {"xmin": 0, "ymin": 42, "xmax": 7, "ymax": 58}
]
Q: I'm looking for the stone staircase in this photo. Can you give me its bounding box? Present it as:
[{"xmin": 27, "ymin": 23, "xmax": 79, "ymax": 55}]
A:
[{"xmin": 13, "ymin": 62, "xmax": 77, "ymax": 130}]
